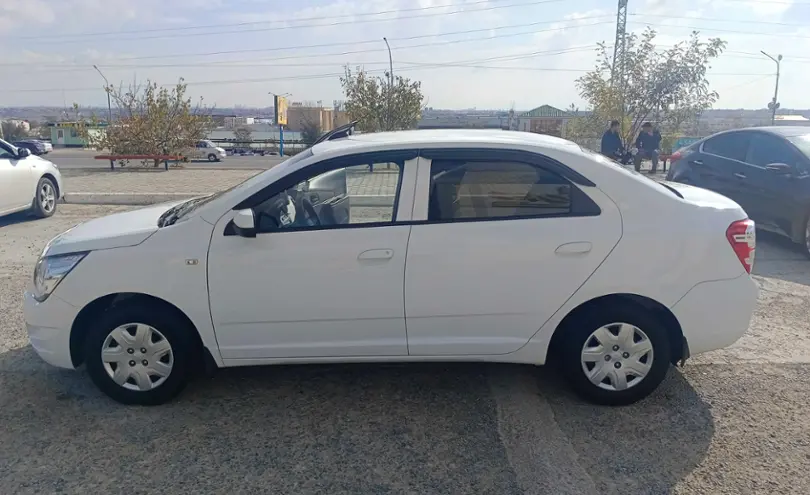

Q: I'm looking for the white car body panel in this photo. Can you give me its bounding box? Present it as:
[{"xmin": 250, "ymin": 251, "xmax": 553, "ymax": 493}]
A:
[
  {"xmin": 22, "ymin": 129, "xmax": 756, "ymax": 376},
  {"xmin": 0, "ymin": 140, "xmax": 64, "ymax": 216}
]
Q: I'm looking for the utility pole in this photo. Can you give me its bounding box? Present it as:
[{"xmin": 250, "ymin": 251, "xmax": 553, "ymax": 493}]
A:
[
  {"xmin": 383, "ymin": 37, "xmax": 393, "ymax": 132},
  {"xmin": 93, "ymin": 65, "xmax": 114, "ymax": 169},
  {"xmin": 612, "ymin": 0, "xmax": 629, "ymax": 140},
  {"xmin": 761, "ymin": 51, "xmax": 782, "ymax": 125}
]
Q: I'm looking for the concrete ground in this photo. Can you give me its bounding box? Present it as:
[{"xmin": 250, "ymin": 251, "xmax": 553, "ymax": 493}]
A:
[{"xmin": 1, "ymin": 206, "xmax": 809, "ymax": 494}]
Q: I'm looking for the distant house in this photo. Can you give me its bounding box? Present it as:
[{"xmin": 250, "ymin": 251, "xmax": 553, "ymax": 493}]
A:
[
  {"xmin": 47, "ymin": 121, "xmax": 108, "ymax": 148},
  {"xmin": 517, "ymin": 105, "xmax": 573, "ymax": 137}
]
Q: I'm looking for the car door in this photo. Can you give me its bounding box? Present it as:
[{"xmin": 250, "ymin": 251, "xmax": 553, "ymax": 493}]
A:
[
  {"xmin": 693, "ymin": 131, "xmax": 752, "ymax": 202},
  {"xmin": 0, "ymin": 140, "xmax": 34, "ymax": 214},
  {"xmin": 207, "ymin": 150, "xmax": 416, "ymax": 360},
  {"xmin": 404, "ymin": 149, "xmax": 621, "ymax": 356},
  {"xmin": 737, "ymin": 132, "xmax": 808, "ymax": 230}
]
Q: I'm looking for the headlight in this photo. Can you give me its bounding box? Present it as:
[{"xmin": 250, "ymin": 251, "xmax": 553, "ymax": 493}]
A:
[{"xmin": 33, "ymin": 252, "xmax": 87, "ymax": 302}]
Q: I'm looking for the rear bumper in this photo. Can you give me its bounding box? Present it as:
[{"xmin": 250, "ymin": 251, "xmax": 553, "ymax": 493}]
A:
[
  {"xmin": 24, "ymin": 291, "xmax": 78, "ymax": 369},
  {"xmin": 672, "ymin": 273, "xmax": 758, "ymax": 355}
]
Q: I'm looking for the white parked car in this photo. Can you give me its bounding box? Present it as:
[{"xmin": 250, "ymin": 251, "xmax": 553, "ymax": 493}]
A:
[
  {"xmin": 1, "ymin": 138, "xmax": 63, "ymax": 218},
  {"xmin": 24, "ymin": 128, "xmax": 757, "ymax": 406},
  {"xmin": 185, "ymin": 139, "xmax": 226, "ymax": 162}
]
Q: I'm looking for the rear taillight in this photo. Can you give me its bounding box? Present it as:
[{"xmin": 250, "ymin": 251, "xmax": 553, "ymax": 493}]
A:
[
  {"xmin": 726, "ymin": 219, "xmax": 756, "ymax": 274},
  {"xmin": 670, "ymin": 151, "xmax": 683, "ymax": 163}
]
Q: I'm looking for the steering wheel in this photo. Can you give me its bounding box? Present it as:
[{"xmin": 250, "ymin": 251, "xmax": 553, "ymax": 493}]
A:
[{"xmin": 296, "ymin": 197, "xmax": 320, "ymax": 227}]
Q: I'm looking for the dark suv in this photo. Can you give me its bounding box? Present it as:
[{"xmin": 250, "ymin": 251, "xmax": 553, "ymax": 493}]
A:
[{"xmin": 666, "ymin": 126, "xmax": 810, "ymax": 256}]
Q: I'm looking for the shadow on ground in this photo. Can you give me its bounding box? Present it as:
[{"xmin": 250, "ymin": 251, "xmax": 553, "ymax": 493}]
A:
[
  {"xmin": 0, "ymin": 346, "xmax": 713, "ymax": 494},
  {"xmin": 753, "ymin": 230, "xmax": 810, "ymax": 286}
]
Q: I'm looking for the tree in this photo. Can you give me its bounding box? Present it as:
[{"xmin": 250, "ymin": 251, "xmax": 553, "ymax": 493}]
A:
[
  {"xmin": 340, "ymin": 66, "xmax": 424, "ymax": 133},
  {"xmin": 300, "ymin": 119, "xmax": 322, "ymax": 146},
  {"xmin": 573, "ymin": 28, "xmax": 726, "ymax": 147},
  {"xmin": 1, "ymin": 121, "xmax": 28, "ymax": 141},
  {"xmin": 82, "ymin": 79, "xmax": 211, "ymax": 167},
  {"xmin": 233, "ymin": 126, "xmax": 252, "ymax": 150}
]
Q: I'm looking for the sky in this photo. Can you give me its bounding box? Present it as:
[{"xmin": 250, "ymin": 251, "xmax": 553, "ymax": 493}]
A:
[{"xmin": 1, "ymin": 0, "xmax": 809, "ymax": 111}]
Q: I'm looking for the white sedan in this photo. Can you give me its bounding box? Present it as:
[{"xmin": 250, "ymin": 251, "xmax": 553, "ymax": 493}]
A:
[
  {"xmin": 0, "ymin": 138, "xmax": 63, "ymax": 218},
  {"xmin": 24, "ymin": 128, "xmax": 757, "ymax": 406}
]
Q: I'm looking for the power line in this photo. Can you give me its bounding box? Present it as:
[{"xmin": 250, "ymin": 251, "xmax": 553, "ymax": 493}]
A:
[
  {"xmin": 633, "ymin": 13, "xmax": 810, "ymax": 28},
  {"xmin": 16, "ymin": 0, "xmax": 564, "ymax": 40},
  {"xmin": 629, "ymin": 20, "xmax": 810, "ymax": 40},
  {"xmin": 0, "ymin": 18, "xmax": 616, "ymax": 66},
  {"xmin": 20, "ymin": 0, "xmax": 571, "ymax": 44}
]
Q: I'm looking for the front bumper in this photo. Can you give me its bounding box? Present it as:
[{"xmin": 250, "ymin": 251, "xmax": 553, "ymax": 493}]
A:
[
  {"xmin": 672, "ymin": 273, "xmax": 758, "ymax": 355},
  {"xmin": 24, "ymin": 291, "xmax": 79, "ymax": 369}
]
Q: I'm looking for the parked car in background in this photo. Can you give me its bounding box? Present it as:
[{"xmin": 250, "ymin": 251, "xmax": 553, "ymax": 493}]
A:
[
  {"xmin": 667, "ymin": 127, "xmax": 810, "ymax": 256},
  {"xmin": 13, "ymin": 139, "xmax": 52, "ymax": 155},
  {"xmin": 0, "ymin": 138, "xmax": 63, "ymax": 218},
  {"xmin": 25, "ymin": 128, "xmax": 757, "ymax": 406},
  {"xmin": 184, "ymin": 140, "xmax": 226, "ymax": 162}
]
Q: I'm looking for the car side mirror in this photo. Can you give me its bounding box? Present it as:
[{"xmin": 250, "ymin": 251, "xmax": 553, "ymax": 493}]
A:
[
  {"xmin": 765, "ymin": 163, "xmax": 792, "ymax": 175},
  {"xmin": 232, "ymin": 209, "xmax": 257, "ymax": 238},
  {"xmin": 16, "ymin": 147, "xmax": 30, "ymax": 158}
]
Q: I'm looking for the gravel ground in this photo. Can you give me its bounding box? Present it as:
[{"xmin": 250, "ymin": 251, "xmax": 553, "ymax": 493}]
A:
[{"xmin": 0, "ymin": 205, "xmax": 809, "ymax": 494}]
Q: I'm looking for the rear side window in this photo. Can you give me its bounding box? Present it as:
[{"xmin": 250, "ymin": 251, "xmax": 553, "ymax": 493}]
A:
[
  {"xmin": 428, "ymin": 159, "xmax": 589, "ymax": 221},
  {"xmin": 702, "ymin": 133, "xmax": 750, "ymax": 161}
]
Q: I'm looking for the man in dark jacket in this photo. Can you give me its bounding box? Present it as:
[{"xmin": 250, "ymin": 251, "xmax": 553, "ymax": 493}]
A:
[
  {"xmin": 600, "ymin": 120, "xmax": 623, "ymax": 159},
  {"xmin": 633, "ymin": 122, "xmax": 661, "ymax": 173}
]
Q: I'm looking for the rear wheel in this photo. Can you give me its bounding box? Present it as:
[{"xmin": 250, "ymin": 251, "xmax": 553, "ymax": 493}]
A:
[
  {"xmin": 557, "ymin": 304, "xmax": 671, "ymax": 406},
  {"xmin": 31, "ymin": 176, "xmax": 57, "ymax": 218},
  {"xmin": 84, "ymin": 301, "xmax": 197, "ymax": 405}
]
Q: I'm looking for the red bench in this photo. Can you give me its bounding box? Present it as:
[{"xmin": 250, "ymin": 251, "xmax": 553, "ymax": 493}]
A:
[{"xmin": 94, "ymin": 155, "xmax": 185, "ymax": 171}]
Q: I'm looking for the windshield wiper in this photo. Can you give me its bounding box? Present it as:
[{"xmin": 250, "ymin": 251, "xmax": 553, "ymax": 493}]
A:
[{"xmin": 159, "ymin": 195, "xmax": 215, "ymax": 227}]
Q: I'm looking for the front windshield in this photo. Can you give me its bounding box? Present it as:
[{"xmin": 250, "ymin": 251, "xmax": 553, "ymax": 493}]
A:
[{"xmin": 787, "ymin": 134, "xmax": 810, "ymax": 159}]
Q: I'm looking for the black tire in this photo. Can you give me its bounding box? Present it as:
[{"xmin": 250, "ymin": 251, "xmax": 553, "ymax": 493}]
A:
[
  {"xmin": 795, "ymin": 212, "xmax": 810, "ymax": 260},
  {"xmin": 84, "ymin": 301, "xmax": 197, "ymax": 405},
  {"xmin": 31, "ymin": 176, "xmax": 57, "ymax": 218},
  {"xmin": 557, "ymin": 303, "xmax": 671, "ymax": 406},
  {"xmin": 207, "ymin": 153, "xmax": 218, "ymax": 162}
]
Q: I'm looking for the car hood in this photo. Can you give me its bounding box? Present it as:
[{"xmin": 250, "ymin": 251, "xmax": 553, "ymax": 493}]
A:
[{"xmin": 43, "ymin": 201, "xmax": 185, "ymax": 257}]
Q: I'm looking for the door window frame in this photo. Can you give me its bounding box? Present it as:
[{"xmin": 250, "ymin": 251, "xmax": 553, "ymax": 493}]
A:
[
  {"xmin": 227, "ymin": 150, "xmax": 415, "ymax": 235},
  {"xmin": 411, "ymin": 148, "xmax": 601, "ymax": 225},
  {"xmin": 700, "ymin": 131, "xmax": 754, "ymax": 164}
]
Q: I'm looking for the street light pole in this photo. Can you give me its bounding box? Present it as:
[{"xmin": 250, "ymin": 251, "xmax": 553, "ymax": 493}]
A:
[
  {"xmin": 93, "ymin": 65, "xmax": 114, "ymax": 169},
  {"xmin": 383, "ymin": 37, "xmax": 393, "ymax": 132},
  {"xmin": 761, "ymin": 51, "xmax": 782, "ymax": 126}
]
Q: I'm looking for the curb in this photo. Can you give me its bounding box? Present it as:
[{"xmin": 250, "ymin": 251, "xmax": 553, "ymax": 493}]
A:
[{"xmin": 64, "ymin": 193, "xmax": 398, "ymax": 207}]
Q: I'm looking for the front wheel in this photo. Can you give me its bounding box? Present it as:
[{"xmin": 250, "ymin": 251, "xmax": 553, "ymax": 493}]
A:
[
  {"xmin": 207, "ymin": 153, "xmax": 219, "ymax": 162},
  {"xmin": 557, "ymin": 304, "xmax": 671, "ymax": 406},
  {"xmin": 84, "ymin": 301, "xmax": 197, "ymax": 405},
  {"xmin": 31, "ymin": 176, "xmax": 57, "ymax": 218}
]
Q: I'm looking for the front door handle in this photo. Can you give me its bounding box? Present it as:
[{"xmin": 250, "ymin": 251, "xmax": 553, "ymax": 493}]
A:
[
  {"xmin": 555, "ymin": 242, "xmax": 592, "ymax": 255},
  {"xmin": 690, "ymin": 160, "xmax": 703, "ymax": 166},
  {"xmin": 733, "ymin": 172, "xmax": 747, "ymax": 179},
  {"xmin": 358, "ymin": 249, "xmax": 394, "ymax": 260}
]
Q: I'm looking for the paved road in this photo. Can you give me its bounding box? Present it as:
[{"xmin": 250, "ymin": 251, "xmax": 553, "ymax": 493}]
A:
[
  {"xmin": 46, "ymin": 148, "xmax": 285, "ymax": 170},
  {"xmin": 1, "ymin": 206, "xmax": 809, "ymax": 494}
]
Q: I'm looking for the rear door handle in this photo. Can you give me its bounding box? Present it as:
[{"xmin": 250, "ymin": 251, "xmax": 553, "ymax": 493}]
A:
[
  {"xmin": 733, "ymin": 172, "xmax": 747, "ymax": 179},
  {"xmin": 690, "ymin": 160, "xmax": 703, "ymax": 166},
  {"xmin": 555, "ymin": 242, "xmax": 592, "ymax": 255},
  {"xmin": 358, "ymin": 249, "xmax": 394, "ymax": 260}
]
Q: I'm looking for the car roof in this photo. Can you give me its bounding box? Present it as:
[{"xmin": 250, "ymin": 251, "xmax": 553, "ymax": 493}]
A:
[
  {"xmin": 311, "ymin": 129, "xmax": 580, "ymax": 155},
  {"xmin": 719, "ymin": 126, "xmax": 810, "ymax": 138}
]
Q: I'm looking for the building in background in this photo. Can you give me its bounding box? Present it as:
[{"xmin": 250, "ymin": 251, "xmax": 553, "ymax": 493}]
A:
[
  {"xmin": 285, "ymin": 102, "xmax": 336, "ymax": 133},
  {"xmin": 223, "ymin": 116, "xmax": 255, "ymax": 129},
  {"xmin": 47, "ymin": 121, "xmax": 107, "ymax": 148},
  {"xmin": 516, "ymin": 105, "xmax": 572, "ymax": 137}
]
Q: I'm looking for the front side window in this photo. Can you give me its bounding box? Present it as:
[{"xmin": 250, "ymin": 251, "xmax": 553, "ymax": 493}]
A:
[
  {"xmin": 428, "ymin": 159, "xmax": 572, "ymax": 221},
  {"xmin": 748, "ymin": 133, "xmax": 800, "ymax": 167},
  {"xmin": 703, "ymin": 133, "xmax": 750, "ymax": 162},
  {"xmin": 252, "ymin": 160, "xmax": 402, "ymax": 232}
]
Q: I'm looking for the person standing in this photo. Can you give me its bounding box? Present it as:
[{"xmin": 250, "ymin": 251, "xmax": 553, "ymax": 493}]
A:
[
  {"xmin": 633, "ymin": 122, "xmax": 660, "ymax": 173},
  {"xmin": 600, "ymin": 120, "xmax": 624, "ymax": 160}
]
